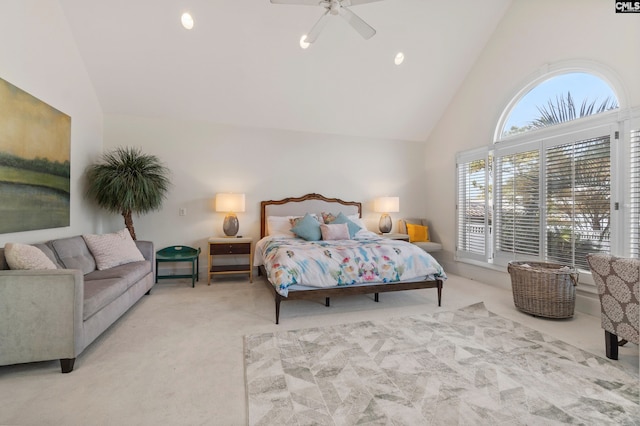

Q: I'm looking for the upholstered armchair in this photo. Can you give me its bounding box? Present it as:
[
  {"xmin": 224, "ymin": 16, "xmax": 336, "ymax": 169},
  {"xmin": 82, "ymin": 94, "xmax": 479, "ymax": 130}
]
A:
[
  {"xmin": 586, "ymin": 254, "xmax": 639, "ymax": 360},
  {"xmin": 397, "ymin": 219, "xmax": 442, "ymax": 253}
]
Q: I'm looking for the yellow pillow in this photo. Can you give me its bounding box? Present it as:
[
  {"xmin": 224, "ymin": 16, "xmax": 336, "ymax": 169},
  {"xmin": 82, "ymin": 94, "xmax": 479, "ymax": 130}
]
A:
[{"xmin": 406, "ymin": 223, "xmax": 429, "ymax": 242}]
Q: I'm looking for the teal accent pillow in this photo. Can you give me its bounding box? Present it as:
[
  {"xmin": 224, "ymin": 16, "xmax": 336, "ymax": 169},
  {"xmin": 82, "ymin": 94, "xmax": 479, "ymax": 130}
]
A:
[
  {"xmin": 332, "ymin": 212, "xmax": 362, "ymax": 238},
  {"xmin": 290, "ymin": 213, "xmax": 322, "ymax": 241}
]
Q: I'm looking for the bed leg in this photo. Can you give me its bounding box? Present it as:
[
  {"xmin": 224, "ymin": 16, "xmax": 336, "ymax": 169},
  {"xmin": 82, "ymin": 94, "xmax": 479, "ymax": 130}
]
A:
[
  {"xmin": 437, "ymin": 280, "xmax": 442, "ymax": 306},
  {"xmin": 374, "ymin": 293, "xmax": 379, "ymax": 302},
  {"xmin": 275, "ymin": 295, "xmax": 281, "ymax": 325},
  {"xmin": 325, "ymin": 297, "xmax": 330, "ymax": 307}
]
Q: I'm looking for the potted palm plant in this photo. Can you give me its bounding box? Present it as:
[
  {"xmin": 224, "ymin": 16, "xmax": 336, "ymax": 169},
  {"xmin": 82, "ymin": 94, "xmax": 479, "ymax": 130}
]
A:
[{"xmin": 85, "ymin": 147, "xmax": 170, "ymax": 240}]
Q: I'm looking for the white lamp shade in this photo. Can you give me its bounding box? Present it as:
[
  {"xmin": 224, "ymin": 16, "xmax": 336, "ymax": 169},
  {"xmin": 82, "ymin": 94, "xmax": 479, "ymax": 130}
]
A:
[
  {"xmin": 374, "ymin": 197, "xmax": 399, "ymax": 213},
  {"xmin": 215, "ymin": 193, "xmax": 245, "ymax": 213}
]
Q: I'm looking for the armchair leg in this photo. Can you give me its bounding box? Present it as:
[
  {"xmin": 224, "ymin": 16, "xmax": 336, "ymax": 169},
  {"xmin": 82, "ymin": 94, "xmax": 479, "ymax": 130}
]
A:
[
  {"xmin": 60, "ymin": 358, "xmax": 75, "ymax": 373},
  {"xmin": 605, "ymin": 330, "xmax": 618, "ymax": 360}
]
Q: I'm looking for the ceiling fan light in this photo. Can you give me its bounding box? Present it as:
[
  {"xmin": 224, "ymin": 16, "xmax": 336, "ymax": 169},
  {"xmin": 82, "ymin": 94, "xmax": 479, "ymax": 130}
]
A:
[
  {"xmin": 181, "ymin": 12, "xmax": 194, "ymax": 30},
  {"xmin": 300, "ymin": 35, "xmax": 310, "ymax": 49},
  {"xmin": 394, "ymin": 52, "xmax": 405, "ymax": 65}
]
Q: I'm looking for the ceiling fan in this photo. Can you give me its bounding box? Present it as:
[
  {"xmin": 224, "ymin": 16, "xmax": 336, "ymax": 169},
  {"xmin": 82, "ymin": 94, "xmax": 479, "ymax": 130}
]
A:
[{"xmin": 270, "ymin": 0, "xmax": 384, "ymax": 43}]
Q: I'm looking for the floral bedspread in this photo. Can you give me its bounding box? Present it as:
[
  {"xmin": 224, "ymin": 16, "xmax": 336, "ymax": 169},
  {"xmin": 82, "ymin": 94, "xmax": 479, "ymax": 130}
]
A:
[{"xmin": 255, "ymin": 236, "xmax": 447, "ymax": 297}]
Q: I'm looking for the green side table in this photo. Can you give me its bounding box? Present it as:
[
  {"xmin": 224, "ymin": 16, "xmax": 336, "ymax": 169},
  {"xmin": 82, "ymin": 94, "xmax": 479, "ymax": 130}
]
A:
[{"xmin": 156, "ymin": 245, "xmax": 201, "ymax": 287}]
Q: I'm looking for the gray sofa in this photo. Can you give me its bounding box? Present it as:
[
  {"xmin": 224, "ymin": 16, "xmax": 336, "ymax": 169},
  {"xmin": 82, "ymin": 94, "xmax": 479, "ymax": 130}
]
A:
[{"xmin": 0, "ymin": 236, "xmax": 154, "ymax": 373}]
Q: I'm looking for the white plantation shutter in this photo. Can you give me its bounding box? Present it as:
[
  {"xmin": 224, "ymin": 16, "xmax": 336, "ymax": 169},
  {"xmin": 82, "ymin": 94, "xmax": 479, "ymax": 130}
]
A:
[
  {"xmin": 454, "ymin": 72, "xmax": 639, "ymax": 275},
  {"xmin": 629, "ymin": 123, "xmax": 640, "ymax": 258},
  {"xmin": 494, "ymin": 148, "xmax": 540, "ymax": 263},
  {"xmin": 456, "ymin": 149, "xmax": 490, "ymax": 262},
  {"xmin": 545, "ymin": 135, "xmax": 611, "ymax": 270},
  {"xmin": 491, "ymin": 127, "xmax": 613, "ymax": 269}
]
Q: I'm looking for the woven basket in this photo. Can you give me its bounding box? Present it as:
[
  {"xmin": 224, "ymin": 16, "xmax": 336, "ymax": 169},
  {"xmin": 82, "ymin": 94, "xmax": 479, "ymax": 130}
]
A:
[{"xmin": 507, "ymin": 261, "xmax": 579, "ymax": 319}]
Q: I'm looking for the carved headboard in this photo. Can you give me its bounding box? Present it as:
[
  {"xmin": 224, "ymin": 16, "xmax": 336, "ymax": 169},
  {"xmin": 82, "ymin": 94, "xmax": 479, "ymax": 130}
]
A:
[{"xmin": 260, "ymin": 193, "xmax": 362, "ymax": 238}]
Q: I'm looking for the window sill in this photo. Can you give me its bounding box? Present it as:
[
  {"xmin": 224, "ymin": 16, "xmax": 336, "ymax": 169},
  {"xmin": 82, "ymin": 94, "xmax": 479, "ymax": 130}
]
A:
[{"xmin": 453, "ymin": 256, "xmax": 597, "ymax": 295}]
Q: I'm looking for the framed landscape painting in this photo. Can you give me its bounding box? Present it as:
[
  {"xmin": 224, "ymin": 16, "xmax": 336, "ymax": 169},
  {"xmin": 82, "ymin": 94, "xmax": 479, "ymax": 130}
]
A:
[{"xmin": 0, "ymin": 77, "xmax": 70, "ymax": 233}]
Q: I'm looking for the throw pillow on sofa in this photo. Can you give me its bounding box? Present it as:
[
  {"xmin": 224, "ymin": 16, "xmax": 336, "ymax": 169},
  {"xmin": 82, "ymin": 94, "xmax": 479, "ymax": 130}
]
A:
[
  {"xmin": 83, "ymin": 229, "xmax": 145, "ymax": 270},
  {"xmin": 4, "ymin": 243, "xmax": 58, "ymax": 270}
]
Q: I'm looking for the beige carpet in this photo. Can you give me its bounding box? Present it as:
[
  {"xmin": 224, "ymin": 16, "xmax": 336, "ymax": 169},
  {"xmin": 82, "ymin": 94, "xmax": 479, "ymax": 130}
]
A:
[
  {"xmin": 0, "ymin": 274, "xmax": 638, "ymax": 425},
  {"xmin": 245, "ymin": 302, "xmax": 639, "ymax": 425}
]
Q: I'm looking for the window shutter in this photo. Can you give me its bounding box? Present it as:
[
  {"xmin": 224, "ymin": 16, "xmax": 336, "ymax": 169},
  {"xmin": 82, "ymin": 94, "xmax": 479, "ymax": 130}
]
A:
[
  {"xmin": 456, "ymin": 149, "xmax": 490, "ymax": 261},
  {"xmin": 545, "ymin": 136, "xmax": 610, "ymax": 270},
  {"xmin": 630, "ymin": 125, "xmax": 640, "ymax": 258},
  {"xmin": 494, "ymin": 149, "xmax": 540, "ymax": 263}
]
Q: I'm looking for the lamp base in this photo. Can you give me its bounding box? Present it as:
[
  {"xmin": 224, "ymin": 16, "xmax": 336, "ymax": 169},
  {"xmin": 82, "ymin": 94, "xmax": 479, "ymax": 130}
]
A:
[
  {"xmin": 223, "ymin": 213, "xmax": 239, "ymax": 237},
  {"xmin": 378, "ymin": 213, "xmax": 392, "ymax": 234}
]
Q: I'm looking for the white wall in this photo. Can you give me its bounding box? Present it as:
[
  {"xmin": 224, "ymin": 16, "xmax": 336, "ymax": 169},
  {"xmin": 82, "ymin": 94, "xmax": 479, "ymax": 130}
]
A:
[
  {"xmin": 0, "ymin": 0, "xmax": 103, "ymax": 246},
  {"xmin": 424, "ymin": 0, "xmax": 640, "ymax": 314},
  {"xmin": 102, "ymin": 114, "xmax": 428, "ymax": 251}
]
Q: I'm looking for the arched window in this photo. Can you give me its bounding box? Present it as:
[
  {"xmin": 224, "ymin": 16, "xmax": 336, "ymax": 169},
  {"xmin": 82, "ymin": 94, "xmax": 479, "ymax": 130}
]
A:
[
  {"xmin": 456, "ymin": 69, "xmax": 639, "ymax": 273},
  {"xmin": 501, "ymin": 72, "xmax": 619, "ymax": 138}
]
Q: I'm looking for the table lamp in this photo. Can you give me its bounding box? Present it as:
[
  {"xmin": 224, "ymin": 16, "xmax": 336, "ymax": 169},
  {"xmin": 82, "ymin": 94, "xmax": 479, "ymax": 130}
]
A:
[
  {"xmin": 374, "ymin": 196, "xmax": 399, "ymax": 234},
  {"xmin": 215, "ymin": 193, "xmax": 245, "ymax": 237}
]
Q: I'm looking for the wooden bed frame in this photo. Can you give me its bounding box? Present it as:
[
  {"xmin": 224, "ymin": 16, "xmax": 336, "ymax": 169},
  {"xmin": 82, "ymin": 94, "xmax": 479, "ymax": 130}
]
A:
[{"xmin": 259, "ymin": 193, "xmax": 443, "ymax": 324}]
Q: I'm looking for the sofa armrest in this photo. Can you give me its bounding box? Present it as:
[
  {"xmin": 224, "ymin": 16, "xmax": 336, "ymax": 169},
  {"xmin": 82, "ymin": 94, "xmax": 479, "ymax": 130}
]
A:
[
  {"xmin": 0, "ymin": 269, "xmax": 84, "ymax": 366},
  {"xmin": 135, "ymin": 240, "xmax": 155, "ymax": 278},
  {"xmin": 135, "ymin": 240, "xmax": 154, "ymax": 262}
]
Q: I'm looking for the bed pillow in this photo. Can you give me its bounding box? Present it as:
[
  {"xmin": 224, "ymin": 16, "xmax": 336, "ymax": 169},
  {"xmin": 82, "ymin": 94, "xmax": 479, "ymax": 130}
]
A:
[
  {"xmin": 83, "ymin": 229, "xmax": 145, "ymax": 270},
  {"xmin": 267, "ymin": 216, "xmax": 296, "ymax": 237},
  {"xmin": 4, "ymin": 243, "xmax": 58, "ymax": 270},
  {"xmin": 321, "ymin": 212, "xmax": 338, "ymax": 224},
  {"xmin": 321, "ymin": 212, "xmax": 363, "ymax": 237},
  {"xmin": 290, "ymin": 213, "xmax": 322, "ymax": 241},
  {"xmin": 330, "ymin": 212, "xmax": 362, "ymax": 238},
  {"xmin": 347, "ymin": 215, "xmax": 372, "ymax": 236},
  {"xmin": 406, "ymin": 223, "xmax": 430, "ymax": 242},
  {"xmin": 320, "ymin": 223, "xmax": 350, "ymax": 240},
  {"xmin": 289, "ymin": 214, "xmax": 320, "ymax": 228}
]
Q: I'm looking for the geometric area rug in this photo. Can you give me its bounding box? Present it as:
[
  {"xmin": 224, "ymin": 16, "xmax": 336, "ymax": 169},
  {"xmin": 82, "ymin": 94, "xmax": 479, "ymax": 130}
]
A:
[{"xmin": 244, "ymin": 303, "xmax": 639, "ymax": 425}]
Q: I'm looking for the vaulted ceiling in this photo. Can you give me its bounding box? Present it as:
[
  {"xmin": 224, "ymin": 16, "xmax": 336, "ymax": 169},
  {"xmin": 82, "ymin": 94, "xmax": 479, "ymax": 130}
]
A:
[{"xmin": 59, "ymin": 0, "xmax": 512, "ymax": 142}]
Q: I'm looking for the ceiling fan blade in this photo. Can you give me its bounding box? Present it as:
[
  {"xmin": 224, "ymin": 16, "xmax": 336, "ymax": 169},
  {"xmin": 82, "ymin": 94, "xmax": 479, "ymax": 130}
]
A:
[
  {"xmin": 305, "ymin": 10, "xmax": 331, "ymax": 43},
  {"xmin": 339, "ymin": 7, "xmax": 376, "ymax": 39},
  {"xmin": 341, "ymin": 0, "xmax": 384, "ymax": 6},
  {"xmin": 270, "ymin": 0, "xmax": 322, "ymax": 5}
]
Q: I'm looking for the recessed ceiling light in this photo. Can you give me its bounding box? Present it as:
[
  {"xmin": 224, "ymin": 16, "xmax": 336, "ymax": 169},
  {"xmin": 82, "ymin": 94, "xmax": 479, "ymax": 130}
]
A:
[
  {"xmin": 181, "ymin": 12, "xmax": 194, "ymax": 30},
  {"xmin": 394, "ymin": 52, "xmax": 405, "ymax": 65},
  {"xmin": 300, "ymin": 35, "xmax": 310, "ymax": 49}
]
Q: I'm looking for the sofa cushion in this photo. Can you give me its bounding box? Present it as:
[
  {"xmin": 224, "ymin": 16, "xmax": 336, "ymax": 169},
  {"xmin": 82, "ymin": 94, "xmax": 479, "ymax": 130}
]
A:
[
  {"xmin": 33, "ymin": 242, "xmax": 64, "ymax": 268},
  {"xmin": 84, "ymin": 260, "xmax": 152, "ymax": 286},
  {"xmin": 0, "ymin": 248, "xmax": 7, "ymax": 270},
  {"xmin": 83, "ymin": 278, "xmax": 128, "ymax": 320},
  {"xmin": 83, "ymin": 229, "xmax": 145, "ymax": 270},
  {"xmin": 51, "ymin": 236, "xmax": 96, "ymax": 274},
  {"xmin": 3, "ymin": 243, "xmax": 58, "ymax": 270},
  {"xmin": 83, "ymin": 261, "xmax": 152, "ymax": 319}
]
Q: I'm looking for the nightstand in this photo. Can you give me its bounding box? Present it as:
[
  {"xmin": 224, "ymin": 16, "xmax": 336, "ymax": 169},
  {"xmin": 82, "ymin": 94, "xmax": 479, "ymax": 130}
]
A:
[
  {"xmin": 207, "ymin": 237, "xmax": 253, "ymax": 284},
  {"xmin": 380, "ymin": 233, "xmax": 410, "ymax": 241}
]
